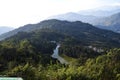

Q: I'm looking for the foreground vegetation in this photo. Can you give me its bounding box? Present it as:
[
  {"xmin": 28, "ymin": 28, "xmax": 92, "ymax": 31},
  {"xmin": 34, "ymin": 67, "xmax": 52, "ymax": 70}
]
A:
[
  {"xmin": 11, "ymin": 48, "xmax": 120, "ymax": 80},
  {"xmin": 0, "ymin": 38, "xmax": 119, "ymax": 80},
  {"xmin": 0, "ymin": 20, "xmax": 120, "ymax": 80}
]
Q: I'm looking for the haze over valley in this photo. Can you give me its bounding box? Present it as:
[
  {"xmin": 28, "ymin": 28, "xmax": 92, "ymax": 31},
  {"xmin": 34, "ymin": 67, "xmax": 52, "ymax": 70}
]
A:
[
  {"xmin": 0, "ymin": 0, "xmax": 120, "ymax": 80},
  {"xmin": 0, "ymin": 27, "xmax": 14, "ymax": 35}
]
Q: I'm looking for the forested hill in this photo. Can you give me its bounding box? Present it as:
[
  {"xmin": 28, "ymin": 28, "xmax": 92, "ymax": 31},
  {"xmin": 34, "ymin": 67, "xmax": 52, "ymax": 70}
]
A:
[
  {"xmin": 1, "ymin": 19, "xmax": 120, "ymax": 48},
  {"xmin": 0, "ymin": 19, "xmax": 120, "ymax": 80}
]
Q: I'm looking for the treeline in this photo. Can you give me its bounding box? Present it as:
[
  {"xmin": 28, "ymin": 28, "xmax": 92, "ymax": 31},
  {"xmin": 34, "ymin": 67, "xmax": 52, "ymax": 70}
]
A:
[
  {"xmin": 0, "ymin": 36, "xmax": 120, "ymax": 80},
  {"xmin": 0, "ymin": 48, "xmax": 119, "ymax": 80},
  {"xmin": 0, "ymin": 39, "xmax": 57, "ymax": 72},
  {"xmin": 59, "ymin": 44, "xmax": 103, "ymax": 58},
  {"xmin": 0, "ymin": 27, "xmax": 119, "ymax": 80}
]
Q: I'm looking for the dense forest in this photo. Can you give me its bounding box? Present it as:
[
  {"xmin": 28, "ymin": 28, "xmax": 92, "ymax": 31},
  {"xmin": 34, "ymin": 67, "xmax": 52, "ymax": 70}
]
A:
[{"xmin": 0, "ymin": 20, "xmax": 120, "ymax": 80}]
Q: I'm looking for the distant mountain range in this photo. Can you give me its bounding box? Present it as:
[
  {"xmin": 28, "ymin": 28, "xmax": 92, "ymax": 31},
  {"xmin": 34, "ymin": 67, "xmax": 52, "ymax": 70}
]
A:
[
  {"xmin": 0, "ymin": 27, "xmax": 14, "ymax": 35},
  {"xmin": 78, "ymin": 6, "xmax": 120, "ymax": 17},
  {"xmin": 48, "ymin": 7, "xmax": 120, "ymax": 33},
  {"xmin": 78, "ymin": 10, "xmax": 119, "ymax": 17},
  {"xmin": 92, "ymin": 12, "xmax": 120, "ymax": 33},
  {"xmin": 48, "ymin": 12, "xmax": 97, "ymax": 23},
  {"xmin": 0, "ymin": 19, "xmax": 120, "ymax": 48}
]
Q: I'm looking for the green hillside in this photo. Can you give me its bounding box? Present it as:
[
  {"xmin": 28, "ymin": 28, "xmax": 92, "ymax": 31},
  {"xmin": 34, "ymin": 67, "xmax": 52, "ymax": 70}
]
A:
[{"xmin": 0, "ymin": 19, "xmax": 120, "ymax": 80}]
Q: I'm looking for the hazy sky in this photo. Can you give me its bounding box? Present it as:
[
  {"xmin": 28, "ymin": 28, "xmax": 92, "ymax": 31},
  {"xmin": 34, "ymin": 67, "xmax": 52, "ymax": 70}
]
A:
[{"xmin": 0, "ymin": 0, "xmax": 120, "ymax": 28}]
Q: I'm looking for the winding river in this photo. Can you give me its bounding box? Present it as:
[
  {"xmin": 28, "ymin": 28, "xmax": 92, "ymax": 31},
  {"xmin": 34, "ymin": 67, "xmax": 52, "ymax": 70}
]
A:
[{"xmin": 51, "ymin": 44, "xmax": 68, "ymax": 64}]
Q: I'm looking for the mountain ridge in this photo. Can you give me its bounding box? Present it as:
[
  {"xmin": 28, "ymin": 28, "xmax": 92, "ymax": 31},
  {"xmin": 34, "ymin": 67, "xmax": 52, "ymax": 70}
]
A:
[
  {"xmin": 48, "ymin": 12, "xmax": 97, "ymax": 24},
  {"xmin": 93, "ymin": 12, "xmax": 120, "ymax": 33},
  {"xmin": 1, "ymin": 19, "xmax": 120, "ymax": 48}
]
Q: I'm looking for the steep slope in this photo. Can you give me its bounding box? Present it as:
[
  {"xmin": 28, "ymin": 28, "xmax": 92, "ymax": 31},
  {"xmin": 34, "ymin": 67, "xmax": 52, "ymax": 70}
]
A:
[
  {"xmin": 0, "ymin": 27, "xmax": 14, "ymax": 35},
  {"xmin": 47, "ymin": 6, "xmax": 120, "ymax": 33},
  {"xmin": 93, "ymin": 12, "xmax": 120, "ymax": 33},
  {"xmin": 0, "ymin": 19, "xmax": 120, "ymax": 79},
  {"xmin": 0, "ymin": 24, "xmax": 40, "ymax": 40},
  {"xmin": 1, "ymin": 19, "xmax": 120, "ymax": 48}
]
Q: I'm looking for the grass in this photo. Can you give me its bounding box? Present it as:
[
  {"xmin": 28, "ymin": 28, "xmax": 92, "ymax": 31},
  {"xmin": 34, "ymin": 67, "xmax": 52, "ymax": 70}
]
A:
[{"xmin": 60, "ymin": 54, "xmax": 78, "ymax": 65}]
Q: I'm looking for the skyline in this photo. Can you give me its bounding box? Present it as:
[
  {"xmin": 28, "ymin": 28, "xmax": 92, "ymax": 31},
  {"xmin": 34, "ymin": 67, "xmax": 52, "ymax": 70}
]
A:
[{"xmin": 0, "ymin": 0, "xmax": 120, "ymax": 28}]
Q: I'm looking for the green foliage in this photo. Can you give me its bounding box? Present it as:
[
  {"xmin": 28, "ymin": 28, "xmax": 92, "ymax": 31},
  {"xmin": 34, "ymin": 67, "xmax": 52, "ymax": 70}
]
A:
[
  {"xmin": 7, "ymin": 63, "xmax": 36, "ymax": 80},
  {"xmin": 1, "ymin": 19, "xmax": 120, "ymax": 48},
  {"xmin": 0, "ymin": 46, "xmax": 119, "ymax": 80},
  {"xmin": 0, "ymin": 20, "xmax": 120, "ymax": 79},
  {"xmin": 59, "ymin": 44, "xmax": 101, "ymax": 58}
]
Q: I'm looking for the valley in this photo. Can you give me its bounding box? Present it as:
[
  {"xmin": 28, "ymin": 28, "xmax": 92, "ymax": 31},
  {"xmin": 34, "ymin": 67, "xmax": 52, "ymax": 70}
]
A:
[
  {"xmin": 0, "ymin": 19, "xmax": 119, "ymax": 80},
  {"xmin": 0, "ymin": 2, "xmax": 120, "ymax": 79},
  {"xmin": 52, "ymin": 44, "xmax": 68, "ymax": 64}
]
